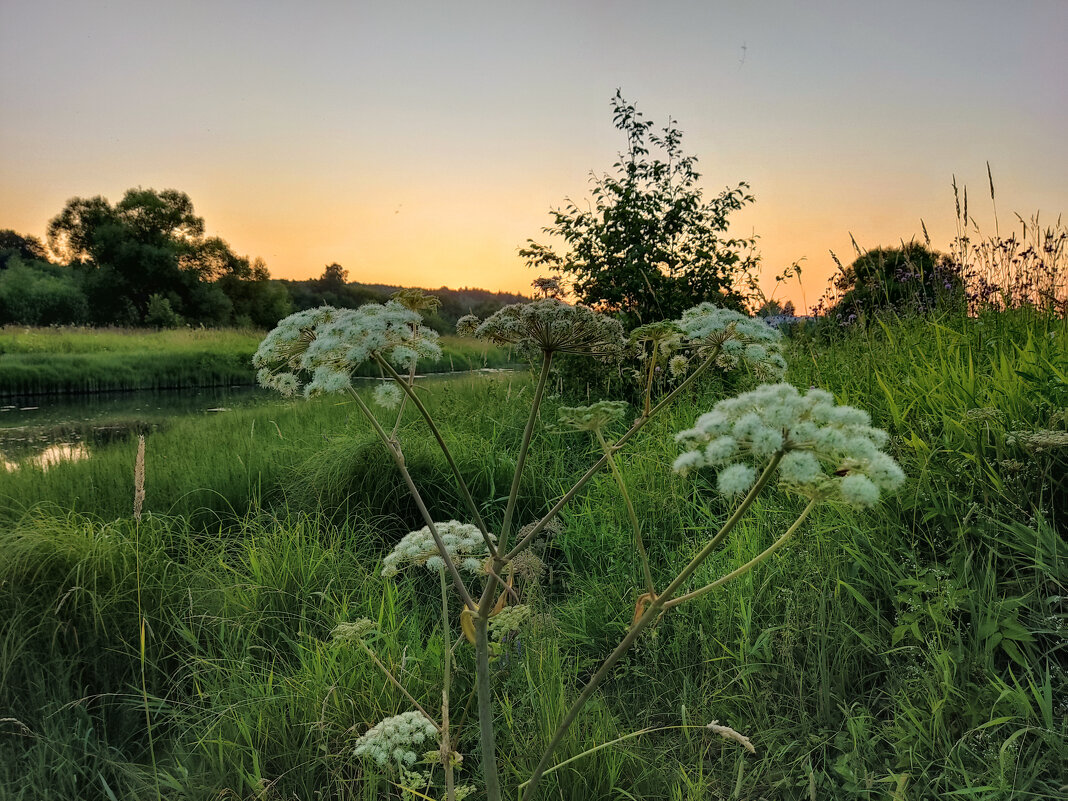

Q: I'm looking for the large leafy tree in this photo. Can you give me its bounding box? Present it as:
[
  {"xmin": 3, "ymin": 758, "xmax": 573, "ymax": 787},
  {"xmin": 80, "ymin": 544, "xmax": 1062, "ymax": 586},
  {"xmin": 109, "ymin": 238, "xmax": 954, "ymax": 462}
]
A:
[
  {"xmin": 45, "ymin": 188, "xmax": 288, "ymax": 325},
  {"xmin": 521, "ymin": 91, "xmax": 756, "ymax": 327}
]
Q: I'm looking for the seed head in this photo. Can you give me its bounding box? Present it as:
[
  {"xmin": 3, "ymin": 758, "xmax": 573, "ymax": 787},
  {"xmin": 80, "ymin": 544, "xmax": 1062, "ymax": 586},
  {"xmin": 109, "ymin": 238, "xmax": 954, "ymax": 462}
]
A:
[
  {"xmin": 676, "ymin": 303, "xmax": 787, "ymax": 380},
  {"xmin": 473, "ymin": 299, "xmax": 625, "ymax": 360}
]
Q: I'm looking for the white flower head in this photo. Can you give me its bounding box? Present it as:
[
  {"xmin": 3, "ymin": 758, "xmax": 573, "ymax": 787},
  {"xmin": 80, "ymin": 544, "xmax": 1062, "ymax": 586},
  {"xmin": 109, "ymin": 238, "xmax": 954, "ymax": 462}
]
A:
[
  {"xmin": 676, "ymin": 303, "xmax": 787, "ymax": 380},
  {"xmin": 353, "ymin": 711, "xmax": 440, "ymax": 767},
  {"xmin": 253, "ymin": 302, "xmax": 442, "ymax": 397},
  {"xmin": 381, "ymin": 521, "xmax": 495, "ymax": 577},
  {"xmin": 674, "ymin": 383, "xmax": 904, "ymax": 507},
  {"xmin": 372, "ymin": 382, "xmax": 404, "ymax": 410}
]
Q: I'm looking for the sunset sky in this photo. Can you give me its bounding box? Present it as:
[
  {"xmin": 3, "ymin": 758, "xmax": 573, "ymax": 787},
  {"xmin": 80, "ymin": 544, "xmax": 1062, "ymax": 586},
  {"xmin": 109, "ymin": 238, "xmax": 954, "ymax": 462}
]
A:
[{"xmin": 2, "ymin": 0, "xmax": 1065, "ymax": 311}]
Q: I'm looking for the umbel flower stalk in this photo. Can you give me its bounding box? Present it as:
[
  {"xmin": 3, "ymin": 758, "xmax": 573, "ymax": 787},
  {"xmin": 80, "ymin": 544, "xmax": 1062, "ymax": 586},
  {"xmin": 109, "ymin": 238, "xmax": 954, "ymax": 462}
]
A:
[
  {"xmin": 520, "ymin": 388, "xmax": 902, "ymax": 800},
  {"xmin": 256, "ymin": 299, "xmax": 860, "ymax": 801}
]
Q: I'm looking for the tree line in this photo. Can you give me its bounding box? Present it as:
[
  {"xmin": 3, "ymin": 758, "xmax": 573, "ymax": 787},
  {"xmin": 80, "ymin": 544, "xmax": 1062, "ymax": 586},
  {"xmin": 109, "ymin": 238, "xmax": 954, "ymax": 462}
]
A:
[{"xmin": 0, "ymin": 189, "xmax": 526, "ymax": 331}]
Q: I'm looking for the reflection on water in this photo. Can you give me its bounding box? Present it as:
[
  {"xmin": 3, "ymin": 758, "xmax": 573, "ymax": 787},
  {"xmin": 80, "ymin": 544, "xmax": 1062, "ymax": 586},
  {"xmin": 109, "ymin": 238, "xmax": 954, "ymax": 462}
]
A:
[
  {"xmin": 0, "ymin": 371, "xmax": 514, "ymax": 471},
  {"xmin": 0, "ymin": 384, "xmax": 274, "ymax": 472},
  {"xmin": 2, "ymin": 442, "xmax": 89, "ymax": 472}
]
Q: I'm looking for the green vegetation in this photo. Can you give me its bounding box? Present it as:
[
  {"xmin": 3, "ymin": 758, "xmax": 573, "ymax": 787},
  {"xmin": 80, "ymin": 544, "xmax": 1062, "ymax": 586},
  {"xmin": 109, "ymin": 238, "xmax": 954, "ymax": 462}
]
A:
[
  {"xmin": 0, "ymin": 327, "xmax": 513, "ymax": 396},
  {"xmin": 1, "ymin": 308, "xmax": 1063, "ymax": 799},
  {"xmin": 521, "ymin": 91, "xmax": 756, "ymax": 325}
]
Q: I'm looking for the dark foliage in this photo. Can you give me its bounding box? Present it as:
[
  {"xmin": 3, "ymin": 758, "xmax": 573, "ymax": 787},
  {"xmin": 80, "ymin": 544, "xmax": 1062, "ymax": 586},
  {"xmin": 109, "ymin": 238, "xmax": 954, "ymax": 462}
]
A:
[{"xmin": 521, "ymin": 91, "xmax": 755, "ymax": 327}]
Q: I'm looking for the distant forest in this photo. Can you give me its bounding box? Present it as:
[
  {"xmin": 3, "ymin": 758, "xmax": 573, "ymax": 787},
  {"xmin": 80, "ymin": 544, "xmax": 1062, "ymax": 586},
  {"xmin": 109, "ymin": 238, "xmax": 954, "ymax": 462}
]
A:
[{"xmin": 0, "ymin": 188, "xmax": 527, "ymax": 332}]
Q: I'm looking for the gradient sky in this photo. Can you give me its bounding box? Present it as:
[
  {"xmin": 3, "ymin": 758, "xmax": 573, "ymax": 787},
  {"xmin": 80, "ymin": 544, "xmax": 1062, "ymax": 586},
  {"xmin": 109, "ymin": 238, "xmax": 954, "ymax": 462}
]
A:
[{"xmin": 2, "ymin": 0, "xmax": 1065, "ymax": 311}]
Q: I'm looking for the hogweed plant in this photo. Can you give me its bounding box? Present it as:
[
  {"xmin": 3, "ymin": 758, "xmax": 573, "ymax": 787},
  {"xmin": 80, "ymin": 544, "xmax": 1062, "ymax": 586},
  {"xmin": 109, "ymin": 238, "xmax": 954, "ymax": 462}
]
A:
[{"xmin": 254, "ymin": 293, "xmax": 903, "ymax": 800}]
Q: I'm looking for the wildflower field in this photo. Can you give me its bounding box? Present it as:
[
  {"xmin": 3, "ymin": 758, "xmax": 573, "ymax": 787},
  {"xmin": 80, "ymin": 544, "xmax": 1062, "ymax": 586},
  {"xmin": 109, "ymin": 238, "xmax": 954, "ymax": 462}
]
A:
[{"xmin": 0, "ymin": 307, "xmax": 1064, "ymax": 800}]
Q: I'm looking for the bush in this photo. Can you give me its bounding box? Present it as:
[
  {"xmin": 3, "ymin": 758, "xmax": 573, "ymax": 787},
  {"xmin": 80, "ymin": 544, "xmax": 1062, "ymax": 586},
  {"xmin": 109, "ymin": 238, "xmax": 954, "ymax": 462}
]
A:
[{"xmin": 0, "ymin": 261, "xmax": 89, "ymax": 325}]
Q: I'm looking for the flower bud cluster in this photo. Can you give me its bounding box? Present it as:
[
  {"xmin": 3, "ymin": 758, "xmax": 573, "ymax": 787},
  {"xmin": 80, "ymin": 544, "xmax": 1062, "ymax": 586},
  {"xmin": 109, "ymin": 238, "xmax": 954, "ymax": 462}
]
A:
[
  {"xmin": 352, "ymin": 711, "xmax": 439, "ymax": 767},
  {"xmin": 462, "ymin": 299, "xmax": 625, "ymax": 360},
  {"xmin": 381, "ymin": 521, "xmax": 494, "ymax": 577},
  {"xmin": 490, "ymin": 604, "xmax": 531, "ymax": 641},
  {"xmin": 676, "ymin": 303, "xmax": 787, "ymax": 380},
  {"xmin": 674, "ymin": 383, "xmax": 904, "ymax": 507},
  {"xmin": 557, "ymin": 400, "xmax": 629, "ymax": 432},
  {"xmin": 253, "ymin": 302, "xmax": 441, "ymax": 398},
  {"xmin": 330, "ymin": 618, "xmax": 376, "ymax": 646}
]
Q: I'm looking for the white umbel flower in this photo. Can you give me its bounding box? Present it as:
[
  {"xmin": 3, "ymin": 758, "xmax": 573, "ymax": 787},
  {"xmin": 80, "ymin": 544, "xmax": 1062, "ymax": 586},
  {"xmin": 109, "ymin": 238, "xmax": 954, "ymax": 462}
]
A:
[
  {"xmin": 372, "ymin": 382, "xmax": 404, "ymax": 409},
  {"xmin": 675, "ymin": 383, "xmax": 904, "ymax": 507},
  {"xmin": 353, "ymin": 711, "xmax": 439, "ymax": 767},
  {"xmin": 253, "ymin": 302, "xmax": 442, "ymax": 397},
  {"xmin": 676, "ymin": 303, "xmax": 787, "ymax": 380},
  {"xmin": 381, "ymin": 521, "xmax": 495, "ymax": 577}
]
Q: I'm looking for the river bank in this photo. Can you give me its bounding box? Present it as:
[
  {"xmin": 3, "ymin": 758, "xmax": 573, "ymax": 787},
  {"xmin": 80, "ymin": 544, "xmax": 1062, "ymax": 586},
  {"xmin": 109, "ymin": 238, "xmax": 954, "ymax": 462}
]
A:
[{"xmin": 0, "ymin": 326, "xmax": 513, "ymax": 396}]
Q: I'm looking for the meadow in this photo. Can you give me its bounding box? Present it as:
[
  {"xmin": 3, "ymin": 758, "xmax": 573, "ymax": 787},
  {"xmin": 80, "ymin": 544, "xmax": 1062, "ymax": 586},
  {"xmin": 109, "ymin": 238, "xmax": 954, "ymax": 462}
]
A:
[
  {"xmin": 0, "ymin": 310, "xmax": 1064, "ymax": 800},
  {"xmin": 0, "ymin": 326, "xmax": 512, "ymax": 396}
]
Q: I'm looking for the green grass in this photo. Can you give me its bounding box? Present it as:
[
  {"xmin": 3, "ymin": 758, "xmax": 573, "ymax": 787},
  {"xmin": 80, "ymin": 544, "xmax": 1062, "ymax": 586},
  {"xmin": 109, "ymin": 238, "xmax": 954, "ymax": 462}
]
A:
[
  {"xmin": 1, "ymin": 310, "xmax": 1065, "ymax": 800},
  {"xmin": 0, "ymin": 326, "xmax": 514, "ymax": 396}
]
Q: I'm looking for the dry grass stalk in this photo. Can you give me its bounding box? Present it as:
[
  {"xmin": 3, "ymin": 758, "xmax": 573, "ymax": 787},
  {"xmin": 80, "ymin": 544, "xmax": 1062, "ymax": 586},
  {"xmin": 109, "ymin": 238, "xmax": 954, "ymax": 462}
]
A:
[
  {"xmin": 707, "ymin": 720, "xmax": 756, "ymax": 754},
  {"xmin": 133, "ymin": 434, "xmax": 145, "ymax": 523}
]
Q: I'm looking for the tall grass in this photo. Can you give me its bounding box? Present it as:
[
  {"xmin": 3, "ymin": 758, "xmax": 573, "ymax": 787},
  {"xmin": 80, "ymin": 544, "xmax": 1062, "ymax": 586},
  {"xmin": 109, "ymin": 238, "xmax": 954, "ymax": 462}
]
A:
[{"xmin": 1, "ymin": 310, "xmax": 1064, "ymax": 799}]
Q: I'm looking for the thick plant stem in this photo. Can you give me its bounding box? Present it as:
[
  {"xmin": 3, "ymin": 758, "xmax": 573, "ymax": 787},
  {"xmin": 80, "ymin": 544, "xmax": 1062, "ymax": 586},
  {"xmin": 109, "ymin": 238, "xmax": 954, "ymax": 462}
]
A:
[
  {"xmin": 375, "ymin": 354, "xmax": 496, "ymax": 554},
  {"xmin": 505, "ymin": 349, "xmax": 719, "ymax": 561},
  {"xmin": 347, "ymin": 387, "xmax": 476, "ymax": 610},
  {"xmin": 474, "ymin": 615, "xmax": 501, "ymax": 801},
  {"xmin": 472, "ymin": 352, "xmax": 552, "ymax": 801},
  {"xmin": 596, "ymin": 429, "xmax": 655, "ymax": 597},
  {"xmin": 664, "ymin": 499, "xmax": 816, "ymax": 610},
  {"xmin": 521, "ymin": 454, "xmax": 782, "ymax": 800},
  {"xmin": 440, "ymin": 569, "xmax": 455, "ymax": 801}
]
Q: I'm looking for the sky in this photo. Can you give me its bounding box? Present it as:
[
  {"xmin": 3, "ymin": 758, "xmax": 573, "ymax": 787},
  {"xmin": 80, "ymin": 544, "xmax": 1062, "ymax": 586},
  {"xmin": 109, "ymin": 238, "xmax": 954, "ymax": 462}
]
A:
[{"xmin": 1, "ymin": 0, "xmax": 1065, "ymax": 311}]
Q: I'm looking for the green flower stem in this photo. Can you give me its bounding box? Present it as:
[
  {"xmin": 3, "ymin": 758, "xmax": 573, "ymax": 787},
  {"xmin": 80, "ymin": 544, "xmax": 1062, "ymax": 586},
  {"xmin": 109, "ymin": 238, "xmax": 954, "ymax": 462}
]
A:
[
  {"xmin": 474, "ymin": 350, "xmax": 553, "ymax": 801},
  {"xmin": 373, "ymin": 353, "xmax": 496, "ymax": 555},
  {"xmin": 595, "ymin": 429, "xmax": 655, "ymax": 597},
  {"xmin": 347, "ymin": 387, "xmax": 477, "ymax": 611},
  {"xmin": 440, "ymin": 569, "xmax": 455, "ymax": 801},
  {"xmin": 493, "ymin": 350, "xmax": 554, "ymax": 566},
  {"xmin": 520, "ymin": 452, "xmax": 781, "ymax": 801},
  {"xmin": 474, "ymin": 614, "xmax": 501, "ymax": 801},
  {"xmin": 356, "ymin": 640, "xmax": 441, "ymax": 733},
  {"xmin": 505, "ymin": 348, "xmax": 719, "ymax": 561},
  {"xmin": 663, "ymin": 499, "xmax": 816, "ymax": 610},
  {"xmin": 389, "ymin": 347, "xmax": 418, "ymax": 439},
  {"xmin": 642, "ymin": 348, "xmax": 658, "ymax": 417}
]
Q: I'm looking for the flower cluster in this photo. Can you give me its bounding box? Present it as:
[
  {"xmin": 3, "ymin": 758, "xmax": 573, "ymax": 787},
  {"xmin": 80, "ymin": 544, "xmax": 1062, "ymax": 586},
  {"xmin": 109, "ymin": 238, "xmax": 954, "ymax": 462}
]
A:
[
  {"xmin": 381, "ymin": 521, "xmax": 494, "ymax": 577},
  {"xmin": 253, "ymin": 302, "xmax": 441, "ymax": 398},
  {"xmin": 676, "ymin": 303, "xmax": 787, "ymax": 380},
  {"xmin": 372, "ymin": 382, "xmax": 404, "ymax": 410},
  {"xmin": 463, "ymin": 299, "xmax": 625, "ymax": 360},
  {"xmin": 557, "ymin": 400, "xmax": 629, "ymax": 432},
  {"xmin": 490, "ymin": 604, "xmax": 531, "ymax": 641},
  {"xmin": 330, "ymin": 618, "xmax": 376, "ymax": 646},
  {"xmin": 674, "ymin": 383, "xmax": 904, "ymax": 507},
  {"xmin": 352, "ymin": 711, "xmax": 439, "ymax": 767}
]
